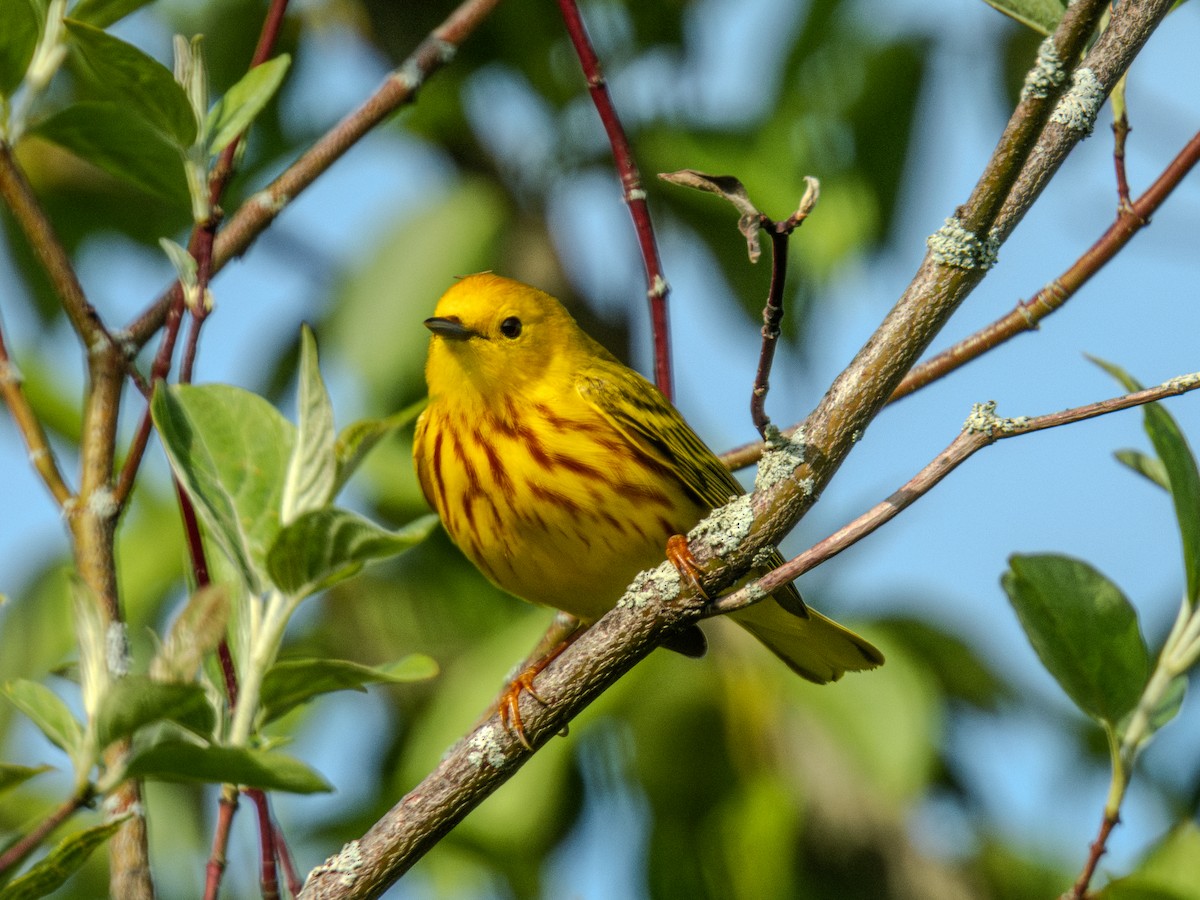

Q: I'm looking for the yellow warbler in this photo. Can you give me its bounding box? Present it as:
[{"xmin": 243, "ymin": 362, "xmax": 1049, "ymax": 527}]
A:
[{"xmin": 413, "ymin": 273, "xmax": 881, "ymax": 719}]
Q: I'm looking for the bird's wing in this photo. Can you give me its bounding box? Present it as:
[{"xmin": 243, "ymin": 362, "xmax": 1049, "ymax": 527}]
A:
[
  {"xmin": 578, "ymin": 361, "xmax": 811, "ymax": 620},
  {"xmin": 575, "ymin": 362, "xmax": 744, "ymax": 510}
]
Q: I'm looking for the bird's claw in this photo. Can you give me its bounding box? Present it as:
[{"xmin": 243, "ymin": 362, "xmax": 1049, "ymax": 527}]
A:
[{"xmin": 666, "ymin": 533, "xmax": 710, "ymax": 600}]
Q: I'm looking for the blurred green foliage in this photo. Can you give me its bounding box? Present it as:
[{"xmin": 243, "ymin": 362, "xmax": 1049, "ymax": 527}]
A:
[{"xmin": 2, "ymin": 0, "xmax": 1196, "ymax": 898}]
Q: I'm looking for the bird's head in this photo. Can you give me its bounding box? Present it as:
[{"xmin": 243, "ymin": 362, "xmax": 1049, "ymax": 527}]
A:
[{"xmin": 422, "ymin": 273, "xmax": 595, "ymax": 401}]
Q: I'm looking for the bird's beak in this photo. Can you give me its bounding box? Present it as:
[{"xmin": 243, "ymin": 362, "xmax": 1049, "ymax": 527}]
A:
[{"xmin": 424, "ymin": 316, "xmax": 477, "ymax": 340}]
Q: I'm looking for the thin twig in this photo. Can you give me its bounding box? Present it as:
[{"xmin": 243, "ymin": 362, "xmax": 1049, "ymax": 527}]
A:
[
  {"xmin": 276, "ymin": 822, "xmax": 303, "ymax": 899},
  {"xmin": 0, "ymin": 322, "xmax": 73, "ymax": 506},
  {"xmin": 1112, "ymin": 74, "xmax": 1134, "ymax": 212},
  {"xmin": 749, "ymin": 182, "xmax": 818, "ymax": 436},
  {"xmin": 0, "ymin": 787, "xmax": 93, "ymax": 876},
  {"xmin": 204, "ymin": 788, "xmax": 238, "ymax": 900},
  {"xmin": 750, "ymin": 228, "xmax": 789, "ymax": 437},
  {"xmin": 1070, "ymin": 811, "xmax": 1119, "ymax": 899},
  {"xmin": 248, "ymin": 789, "xmax": 280, "ymax": 900},
  {"xmin": 555, "ymin": 0, "xmax": 672, "ymax": 399},
  {"xmin": 116, "ymin": 0, "xmax": 292, "ymax": 507},
  {"xmin": 707, "ymin": 374, "xmax": 1200, "ymax": 616}
]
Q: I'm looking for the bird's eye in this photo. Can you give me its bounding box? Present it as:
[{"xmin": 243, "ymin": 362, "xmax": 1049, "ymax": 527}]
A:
[{"xmin": 499, "ymin": 316, "xmax": 522, "ymax": 339}]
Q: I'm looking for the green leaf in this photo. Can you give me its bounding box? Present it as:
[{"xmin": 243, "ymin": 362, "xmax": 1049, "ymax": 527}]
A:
[
  {"xmin": 0, "ymin": 818, "xmax": 125, "ymax": 900},
  {"xmin": 31, "ymin": 102, "xmax": 189, "ymax": 207},
  {"xmin": 1002, "ymin": 554, "xmax": 1148, "ymax": 724},
  {"xmin": 63, "ymin": 19, "xmax": 196, "ymax": 146},
  {"xmin": 281, "ymin": 325, "xmax": 336, "ymax": 524},
  {"xmin": 0, "ymin": 763, "xmax": 52, "ymax": 795},
  {"xmin": 150, "ymin": 584, "xmax": 230, "ymax": 683},
  {"xmin": 1099, "ymin": 821, "xmax": 1200, "ymax": 900},
  {"xmin": 267, "ymin": 508, "xmax": 437, "ymax": 596},
  {"xmin": 94, "ymin": 676, "xmax": 215, "ymax": 748},
  {"xmin": 1093, "ymin": 358, "xmax": 1200, "ymax": 605},
  {"xmin": 334, "ymin": 399, "xmax": 427, "ymax": 494},
  {"xmin": 0, "ymin": 0, "xmax": 39, "ymax": 97},
  {"xmin": 69, "ymin": 0, "xmax": 155, "ymax": 28},
  {"xmin": 2, "ymin": 680, "xmax": 83, "ymax": 755},
  {"xmin": 260, "ymin": 655, "xmax": 439, "ymax": 723},
  {"xmin": 151, "ymin": 383, "xmax": 294, "ymax": 594},
  {"xmin": 205, "ymin": 54, "xmax": 291, "ymax": 156},
  {"xmin": 124, "ymin": 741, "xmax": 332, "ymax": 793},
  {"xmin": 1116, "ymin": 449, "xmax": 1171, "ymax": 491},
  {"xmin": 981, "ymin": 0, "xmax": 1067, "ymax": 34}
]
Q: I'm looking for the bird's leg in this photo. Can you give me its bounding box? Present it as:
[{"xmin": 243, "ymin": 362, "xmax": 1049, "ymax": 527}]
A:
[
  {"xmin": 497, "ymin": 617, "xmax": 584, "ymax": 750},
  {"xmin": 666, "ymin": 533, "xmax": 710, "ymax": 600}
]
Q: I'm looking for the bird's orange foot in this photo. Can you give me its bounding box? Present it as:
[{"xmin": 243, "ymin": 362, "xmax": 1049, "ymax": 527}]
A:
[
  {"xmin": 498, "ymin": 669, "xmax": 549, "ymax": 751},
  {"xmin": 666, "ymin": 533, "xmax": 710, "ymax": 600},
  {"xmin": 496, "ymin": 632, "xmax": 579, "ymax": 750}
]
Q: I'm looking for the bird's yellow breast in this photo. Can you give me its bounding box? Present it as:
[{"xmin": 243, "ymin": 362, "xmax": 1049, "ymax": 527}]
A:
[{"xmin": 414, "ymin": 387, "xmax": 706, "ymax": 622}]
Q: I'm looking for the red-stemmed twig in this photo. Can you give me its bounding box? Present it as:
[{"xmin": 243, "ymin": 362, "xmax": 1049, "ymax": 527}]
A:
[
  {"xmin": 115, "ymin": 0, "xmax": 292, "ymax": 507},
  {"xmin": 276, "ymin": 822, "xmax": 303, "ymax": 898},
  {"xmin": 203, "ymin": 788, "xmax": 238, "ymax": 900},
  {"xmin": 1070, "ymin": 811, "xmax": 1119, "ymax": 900},
  {"xmin": 555, "ymin": 0, "xmax": 673, "ymax": 400},
  {"xmin": 706, "ymin": 372, "xmax": 1200, "ymax": 616},
  {"xmin": 249, "ymin": 789, "xmax": 281, "ymax": 900},
  {"xmin": 1111, "ymin": 75, "xmax": 1134, "ymax": 212}
]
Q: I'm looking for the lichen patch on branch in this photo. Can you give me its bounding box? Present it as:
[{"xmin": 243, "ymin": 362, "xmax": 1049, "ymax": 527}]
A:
[
  {"xmin": 927, "ymin": 217, "xmax": 1001, "ymax": 270},
  {"xmin": 466, "ymin": 724, "xmax": 513, "ymax": 769},
  {"xmin": 754, "ymin": 425, "xmax": 808, "ymax": 494},
  {"xmin": 1021, "ymin": 36, "xmax": 1067, "ymax": 101},
  {"xmin": 688, "ymin": 493, "xmax": 755, "ymax": 559},
  {"xmin": 963, "ymin": 400, "xmax": 1030, "ymax": 435},
  {"xmin": 619, "ymin": 561, "xmax": 682, "ymax": 609},
  {"xmin": 1050, "ymin": 67, "xmax": 1105, "ymax": 136}
]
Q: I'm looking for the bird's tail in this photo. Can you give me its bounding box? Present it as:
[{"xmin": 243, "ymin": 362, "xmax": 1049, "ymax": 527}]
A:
[{"xmin": 730, "ymin": 595, "xmax": 883, "ymax": 683}]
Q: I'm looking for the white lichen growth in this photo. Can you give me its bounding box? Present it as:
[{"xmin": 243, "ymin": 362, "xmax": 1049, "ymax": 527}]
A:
[
  {"xmin": 107, "ymin": 621, "xmax": 130, "ymax": 678},
  {"xmin": 963, "ymin": 400, "xmax": 1029, "ymax": 435},
  {"xmin": 87, "ymin": 486, "xmax": 119, "ymax": 520},
  {"xmin": 619, "ymin": 561, "xmax": 682, "ymax": 608},
  {"xmin": 688, "ymin": 493, "xmax": 754, "ymax": 557},
  {"xmin": 754, "ymin": 425, "xmax": 807, "ymax": 494},
  {"xmin": 1050, "ymin": 67, "xmax": 1105, "ymax": 136},
  {"xmin": 1165, "ymin": 372, "xmax": 1200, "ymax": 392},
  {"xmin": 467, "ymin": 724, "xmax": 512, "ymax": 770},
  {"xmin": 251, "ymin": 188, "xmax": 289, "ymax": 214},
  {"xmin": 927, "ymin": 217, "xmax": 1000, "ymax": 270},
  {"xmin": 311, "ymin": 840, "xmax": 364, "ymax": 887},
  {"xmin": 1020, "ymin": 37, "xmax": 1066, "ymax": 101}
]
